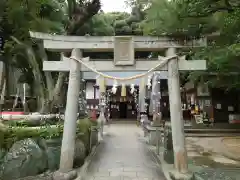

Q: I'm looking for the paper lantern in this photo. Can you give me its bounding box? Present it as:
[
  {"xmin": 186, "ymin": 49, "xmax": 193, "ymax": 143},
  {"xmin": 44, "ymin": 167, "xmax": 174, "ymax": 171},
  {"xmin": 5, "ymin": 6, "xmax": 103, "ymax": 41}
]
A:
[
  {"xmin": 139, "ymin": 77, "xmax": 146, "ymax": 91},
  {"xmin": 121, "ymin": 84, "xmax": 126, "ymax": 97},
  {"xmin": 99, "ymin": 76, "xmax": 106, "ymax": 93},
  {"xmin": 130, "ymin": 84, "xmax": 135, "ymax": 94},
  {"xmin": 112, "ymin": 79, "xmax": 118, "ymax": 94},
  {"xmin": 112, "ymin": 86, "xmax": 117, "ymax": 94}
]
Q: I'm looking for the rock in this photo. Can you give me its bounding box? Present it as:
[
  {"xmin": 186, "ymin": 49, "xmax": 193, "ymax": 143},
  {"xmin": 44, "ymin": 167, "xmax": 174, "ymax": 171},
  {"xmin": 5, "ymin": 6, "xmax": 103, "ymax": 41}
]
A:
[
  {"xmin": 90, "ymin": 127, "xmax": 99, "ymax": 148},
  {"xmin": 46, "ymin": 147, "xmax": 61, "ymax": 171},
  {"xmin": 45, "ymin": 139, "xmax": 62, "ymax": 171},
  {"xmin": 169, "ymin": 171, "xmax": 195, "ymax": 180},
  {"xmin": 73, "ymin": 139, "xmax": 86, "ymax": 167},
  {"xmin": 16, "ymin": 172, "xmax": 53, "ymax": 180},
  {"xmin": 0, "ymin": 138, "xmax": 48, "ymax": 180},
  {"xmin": 45, "ymin": 138, "xmax": 86, "ymax": 169}
]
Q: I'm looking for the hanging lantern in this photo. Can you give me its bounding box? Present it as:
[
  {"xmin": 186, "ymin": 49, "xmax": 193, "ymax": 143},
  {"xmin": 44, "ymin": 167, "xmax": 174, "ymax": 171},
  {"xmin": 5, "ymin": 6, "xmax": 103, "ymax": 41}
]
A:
[
  {"xmin": 139, "ymin": 77, "xmax": 145, "ymax": 92},
  {"xmin": 121, "ymin": 83, "xmax": 126, "ymax": 97},
  {"xmin": 147, "ymin": 75, "xmax": 152, "ymax": 89},
  {"xmin": 112, "ymin": 86, "xmax": 117, "ymax": 94},
  {"xmin": 112, "ymin": 79, "xmax": 118, "ymax": 94},
  {"xmin": 130, "ymin": 84, "xmax": 135, "ymax": 94},
  {"xmin": 99, "ymin": 76, "xmax": 106, "ymax": 93}
]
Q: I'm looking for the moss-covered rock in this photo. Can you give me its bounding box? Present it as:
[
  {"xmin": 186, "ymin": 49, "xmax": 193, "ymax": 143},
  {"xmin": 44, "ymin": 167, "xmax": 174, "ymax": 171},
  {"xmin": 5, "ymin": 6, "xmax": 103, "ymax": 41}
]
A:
[
  {"xmin": 45, "ymin": 138, "xmax": 62, "ymax": 171},
  {"xmin": 76, "ymin": 118, "xmax": 97, "ymax": 155},
  {"xmin": 0, "ymin": 118, "xmax": 96, "ymax": 180},
  {"xmin": 73, "ymin": 140, "xmax": 86, "ymax": 167},
  {"xmin": 0, "ymin": 138, "xmax": 48, "ymax": 180}
]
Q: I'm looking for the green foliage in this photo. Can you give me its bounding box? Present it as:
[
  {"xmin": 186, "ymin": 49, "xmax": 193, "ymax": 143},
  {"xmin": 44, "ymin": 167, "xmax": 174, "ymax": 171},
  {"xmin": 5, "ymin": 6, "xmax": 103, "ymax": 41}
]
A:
[
  {"xmin": 0, "ymin": 0, "xmax": 66, "ymax": 100},
  {"xmin": 76, "ymin": 13, "xmax": 115, "ymax": 36},
  {"xmin": 1, "ymin": 0, "xmax": 101, "ymax": 111},
  {"xmin": 2, "ymin": 0, "xmax": 240, "ymax": 94},
  {"xmin": 1, "ymin": 0, "xmax": 65, "ymax": 49},
  {"xmin": 0, "ymin": 118, "xmax": 95, "ymax": 150},
  {"xmin": 142, "ymin": 0, "xmax": 240, "ymax": 89},
  {"xmin": 76, "ymin": 8, "xmax": 145, "ymax": 36}
]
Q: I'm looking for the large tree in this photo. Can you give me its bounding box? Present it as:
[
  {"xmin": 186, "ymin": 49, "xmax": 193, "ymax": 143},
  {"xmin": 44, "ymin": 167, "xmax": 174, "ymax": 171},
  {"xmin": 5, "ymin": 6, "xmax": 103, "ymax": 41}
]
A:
[
  {"xmin": 0, "ymin": 0, "xmax": 66, "ymax": 112},
  {"xmin": 142, "ymin": 0, "xmax": 240, "ymax": 89},
  {"xmin": 0, "ymin": 0, "xmax": 101, "ymax": 112}
]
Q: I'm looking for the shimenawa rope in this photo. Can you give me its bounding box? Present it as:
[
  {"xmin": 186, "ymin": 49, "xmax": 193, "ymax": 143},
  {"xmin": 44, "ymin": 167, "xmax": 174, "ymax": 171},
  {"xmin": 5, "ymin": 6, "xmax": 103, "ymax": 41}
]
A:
[{"xmin": 69, "ymin": 55, "xmax": 177, "ymax": 81}]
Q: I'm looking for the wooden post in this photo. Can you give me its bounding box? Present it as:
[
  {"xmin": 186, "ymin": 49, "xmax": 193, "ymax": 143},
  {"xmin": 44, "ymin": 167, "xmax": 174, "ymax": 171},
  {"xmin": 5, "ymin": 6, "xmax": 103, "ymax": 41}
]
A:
[
  {"xmin": 59, "ymin": 49, "xmax": 81, "ymax": 172},
  {"xmin": 166, "ymin": 48, "xmax": 188, "ymax": 173}
]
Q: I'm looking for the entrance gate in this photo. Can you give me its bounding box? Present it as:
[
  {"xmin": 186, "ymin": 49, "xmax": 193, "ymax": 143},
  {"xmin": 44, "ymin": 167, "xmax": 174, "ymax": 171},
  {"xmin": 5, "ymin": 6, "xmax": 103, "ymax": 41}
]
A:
[{"xmin": 30, "ymin": 31, "xmax": 207, "ymax": 175}]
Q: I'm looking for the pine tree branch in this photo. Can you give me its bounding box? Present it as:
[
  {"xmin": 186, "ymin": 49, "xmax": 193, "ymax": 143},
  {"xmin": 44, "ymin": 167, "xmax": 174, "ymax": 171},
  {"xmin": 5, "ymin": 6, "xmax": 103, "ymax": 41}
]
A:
[{"xmin": 67, "ymin": 0, "xmax": 101, "ymax": 35}]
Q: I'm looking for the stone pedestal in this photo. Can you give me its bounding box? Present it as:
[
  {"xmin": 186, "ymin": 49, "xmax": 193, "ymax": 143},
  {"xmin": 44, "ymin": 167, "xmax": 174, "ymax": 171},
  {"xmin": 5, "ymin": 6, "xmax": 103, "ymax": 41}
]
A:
[
  {"xmin": 141, "ymin": 114, "xmax": 150, "ymax": 137},
  {"xmin": 90, "ymin": 127, "xmax": 99, "ymax": 148},
  {"xmin": 53, "ymin": 170, "xmax": 77, "ymax": 180},
  {"xmin": 152, "ymin": 112, "xmax": 163, "ymax": 127},
  {"xmin": 163, "ymin": 125, "xmax": 174, "ymax": 164},
  {"xmin": 169, "ymin": 171, "xmax": 194, "ymax": 180},
  {"xmin": 145, "ymin": 125, "xmax": 162, "ymax": 146}
]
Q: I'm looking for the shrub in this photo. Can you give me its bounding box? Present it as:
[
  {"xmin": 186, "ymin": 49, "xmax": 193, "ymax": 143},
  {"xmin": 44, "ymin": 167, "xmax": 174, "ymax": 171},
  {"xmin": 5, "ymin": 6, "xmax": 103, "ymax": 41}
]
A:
[{"xmin": 0, "ymin": 118, "xmax": 96, "ymax": 151}]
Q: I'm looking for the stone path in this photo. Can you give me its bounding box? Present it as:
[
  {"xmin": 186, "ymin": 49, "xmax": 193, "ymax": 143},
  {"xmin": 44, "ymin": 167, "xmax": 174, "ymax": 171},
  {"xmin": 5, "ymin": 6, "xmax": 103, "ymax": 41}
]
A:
[{"xmin": 83, "ymin": 123, "xmax": 166, "ymax": 180}]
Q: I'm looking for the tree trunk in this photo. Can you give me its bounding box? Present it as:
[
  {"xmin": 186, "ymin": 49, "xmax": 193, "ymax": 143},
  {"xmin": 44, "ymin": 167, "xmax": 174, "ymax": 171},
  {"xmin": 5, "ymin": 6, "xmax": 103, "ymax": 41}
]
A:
[{"xmin": 52, "ymin": 71, "xmax": 67, "ymax": 108}]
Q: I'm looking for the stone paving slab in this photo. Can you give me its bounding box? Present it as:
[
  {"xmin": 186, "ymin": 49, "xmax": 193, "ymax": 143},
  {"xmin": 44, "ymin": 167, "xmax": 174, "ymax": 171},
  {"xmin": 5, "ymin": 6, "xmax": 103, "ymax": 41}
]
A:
[{"xmin": 83, "ymin": 124, "xmax": 166, "ymax": 180}]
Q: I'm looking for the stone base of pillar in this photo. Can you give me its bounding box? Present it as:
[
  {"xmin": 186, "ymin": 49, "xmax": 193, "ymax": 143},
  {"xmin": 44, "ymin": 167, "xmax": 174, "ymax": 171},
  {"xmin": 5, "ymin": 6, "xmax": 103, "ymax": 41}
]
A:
[
  {"xmin": 152, "ymin": 113, "xmax": 163, "ymax": 127},
  {"xmin": 53, "ymin": 170, "xmax": 77, "ymax": 180},
  {"xmin": 140, "ymin": 114, "xmax": 150, "ymax": 137},
  {"xmin": 151, "ymin": 121, "xmax": 162, "ymax": 127},
  {"xmin": 140, "ymin": 114, "xmax": 149, "ymax": 124},
  {"xmin": 97, "ymin": 112, "xmax": 105, "ymax": 142},
  {"xmin": 145, "ymin": 125, "xmax": 161, "ymax": 146},
  {"xmin": 169, "ymin": 171, "xmax": 194, "ymax": 180}
]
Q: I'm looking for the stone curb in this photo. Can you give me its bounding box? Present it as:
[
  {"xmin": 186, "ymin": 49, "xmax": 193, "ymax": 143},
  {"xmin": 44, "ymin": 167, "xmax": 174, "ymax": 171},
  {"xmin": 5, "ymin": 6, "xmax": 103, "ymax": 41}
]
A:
[
  {"xmin": 53, "ymin": 170, "xmax": 77, "ymax": 180},
  {"xmin": 147, "ymin": 146, "xmax": 172, "ymax": 180},
  {"xmin": 75, "ymin": 139, "xmax": 102, "ymax": 180}
]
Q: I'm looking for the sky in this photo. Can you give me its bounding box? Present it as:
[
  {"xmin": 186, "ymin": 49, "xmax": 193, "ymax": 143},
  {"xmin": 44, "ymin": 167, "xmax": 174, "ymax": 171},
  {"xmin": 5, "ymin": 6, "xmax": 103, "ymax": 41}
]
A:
[{"xmin": 101, "ymin": 0, "xmax": 131, "ymax": 12}]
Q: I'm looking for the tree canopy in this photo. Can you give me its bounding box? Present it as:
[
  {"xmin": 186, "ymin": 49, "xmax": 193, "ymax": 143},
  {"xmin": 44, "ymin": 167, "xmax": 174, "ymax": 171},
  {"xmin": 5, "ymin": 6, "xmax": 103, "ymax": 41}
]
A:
[
  {"xmin": 1, "ymin": 0, "xmax": 240, "ymax": 112},
  {"xmin": 143, "ymin": 0, "xmax": 240, "ymax": 89}
]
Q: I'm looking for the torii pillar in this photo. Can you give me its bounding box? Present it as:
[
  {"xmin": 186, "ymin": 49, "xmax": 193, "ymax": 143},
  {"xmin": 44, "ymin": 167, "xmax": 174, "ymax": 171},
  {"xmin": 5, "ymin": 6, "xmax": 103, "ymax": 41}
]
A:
[
  {"xmin": 59, "ymin": 49, "xmax": 82, "ymax": 172},
  {"xmin": 167, "ymin": 48, "xmax": 188, "ymax": 174}
]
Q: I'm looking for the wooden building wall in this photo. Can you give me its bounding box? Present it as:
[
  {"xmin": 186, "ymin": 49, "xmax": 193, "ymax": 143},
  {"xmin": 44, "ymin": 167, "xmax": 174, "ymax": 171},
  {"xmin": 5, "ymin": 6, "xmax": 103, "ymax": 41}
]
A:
[{"xmin": 211, "ymin": 88, "xmax": 239, "ymax": 123}]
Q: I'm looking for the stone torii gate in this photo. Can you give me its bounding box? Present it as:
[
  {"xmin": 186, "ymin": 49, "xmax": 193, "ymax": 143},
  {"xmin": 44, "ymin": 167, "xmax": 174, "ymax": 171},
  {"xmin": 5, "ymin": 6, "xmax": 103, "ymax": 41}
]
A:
[{"xmin": 29, "ymin": 32, "xmax": 206, "ymax": 176}]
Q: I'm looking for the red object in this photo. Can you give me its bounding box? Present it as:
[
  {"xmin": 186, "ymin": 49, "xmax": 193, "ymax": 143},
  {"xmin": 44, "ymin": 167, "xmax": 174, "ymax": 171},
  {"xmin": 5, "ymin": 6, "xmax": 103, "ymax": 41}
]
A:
[
  {"xmin": 1, "ymin": 111, "xmax": 24, "ymax": 115},
  {"xmin": 230, "ymin": 120, "xmax": 240, "ymax": 124},
  {"xmin": 91, "ymin": 109, "xmax": 97, "ymax": 121}
]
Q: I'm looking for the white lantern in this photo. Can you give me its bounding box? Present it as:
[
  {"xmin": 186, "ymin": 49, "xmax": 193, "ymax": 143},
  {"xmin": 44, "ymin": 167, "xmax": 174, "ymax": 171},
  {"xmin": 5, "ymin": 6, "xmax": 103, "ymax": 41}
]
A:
[
  {"xmin": 130, "ymin": 84, "xmax": 135, "ymax": 94},
  {"xmin": 147, "ymin": 75, "xmax": 152, "ymax": 89},
  {"xmin": 112, "ymin": 79, "xmax": 118, "ymax": 94},
  {"xmin": 112, "ymin": 86, "xmax": 117, "ymax": 94}
]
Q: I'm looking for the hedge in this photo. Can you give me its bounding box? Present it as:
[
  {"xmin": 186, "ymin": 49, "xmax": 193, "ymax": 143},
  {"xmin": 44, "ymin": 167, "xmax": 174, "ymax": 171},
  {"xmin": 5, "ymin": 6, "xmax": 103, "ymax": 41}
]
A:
[{"xmin": 0, "ymin": 118, "xmax": 98, "ymax": 151}]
